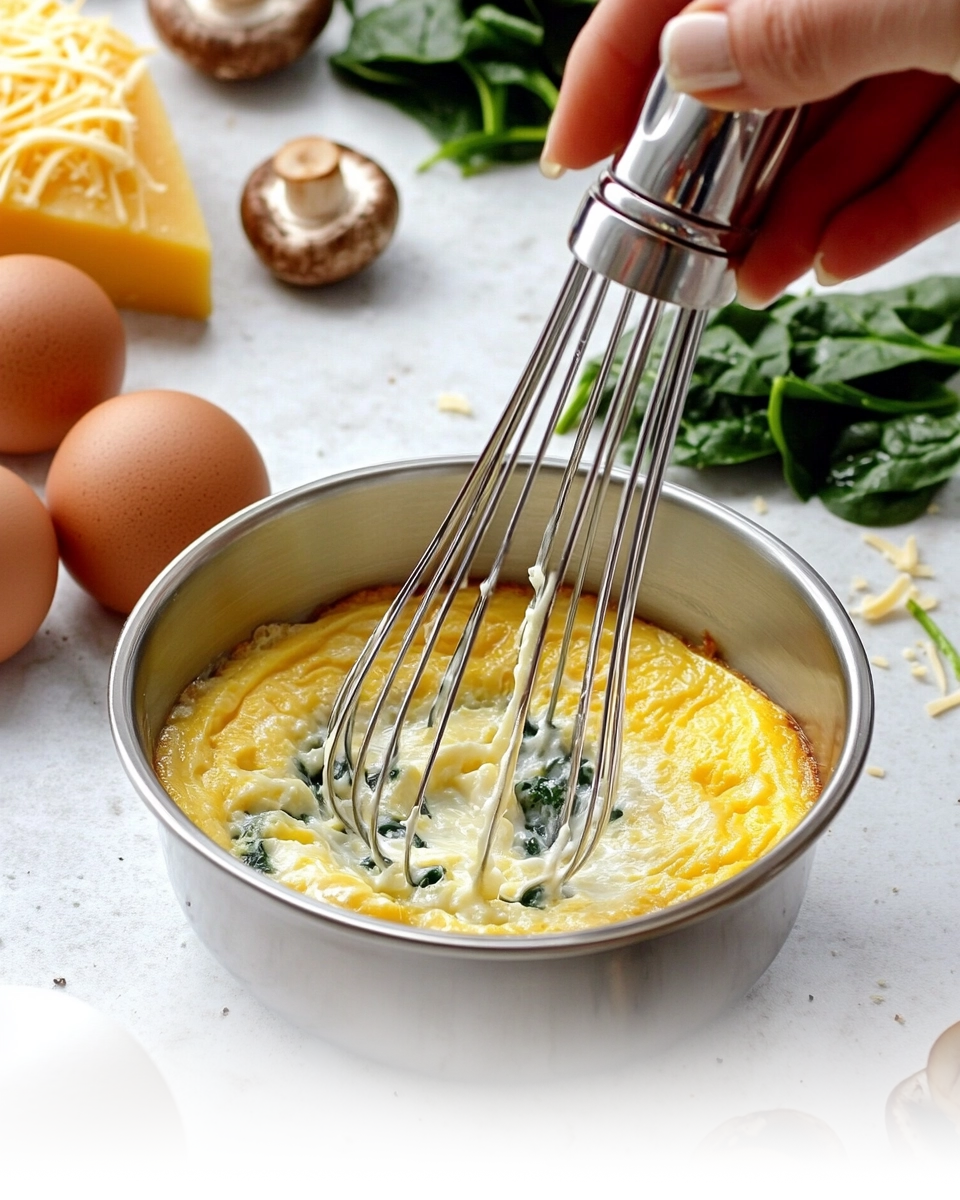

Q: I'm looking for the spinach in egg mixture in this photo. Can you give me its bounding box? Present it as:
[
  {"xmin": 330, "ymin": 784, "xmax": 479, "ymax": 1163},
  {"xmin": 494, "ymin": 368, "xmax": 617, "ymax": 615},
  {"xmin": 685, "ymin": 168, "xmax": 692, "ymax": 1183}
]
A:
[{"xmin": 155, "ymin": 584, "xmax": 819, "ymax": 935}]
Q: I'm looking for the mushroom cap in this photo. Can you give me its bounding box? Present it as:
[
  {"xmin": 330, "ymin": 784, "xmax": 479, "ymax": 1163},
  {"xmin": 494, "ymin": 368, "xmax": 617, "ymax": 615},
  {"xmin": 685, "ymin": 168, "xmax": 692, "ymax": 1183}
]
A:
[
  {"xmin": 240, "ymin": 141, "xmax": 400, "ymax": 287},
  {"xmin": 681, "ymin": 1142, "xmax": 811, "ymax": 1180},
  {"xmin": 686, "ymin": 1104, "xmax": 849, "ymax": 1180},
  {"xmin": 883, "ymin": 1070, "xmax": 960, "ymax": 1180},
  {"xmin": 928, "ymin": 1020, "xmax": 960, "ymax": 1128},
  {"xmin": 147, "ymin": 0, "xmax": 333, "ymax": 81}
]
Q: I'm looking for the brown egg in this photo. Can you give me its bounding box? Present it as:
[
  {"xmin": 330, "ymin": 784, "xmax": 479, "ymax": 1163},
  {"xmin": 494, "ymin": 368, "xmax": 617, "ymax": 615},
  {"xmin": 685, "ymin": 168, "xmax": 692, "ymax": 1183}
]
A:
[
  {"xmin": 46, "ymin": 390, "xmax": 270, "ymax": 614},
  {"xmin": 0, "ymin": 255, "xmax": 126, "ymax": 454},
  {"xmin": 0, "ymin": 467, "xmax": 59, "ymax": 663}
]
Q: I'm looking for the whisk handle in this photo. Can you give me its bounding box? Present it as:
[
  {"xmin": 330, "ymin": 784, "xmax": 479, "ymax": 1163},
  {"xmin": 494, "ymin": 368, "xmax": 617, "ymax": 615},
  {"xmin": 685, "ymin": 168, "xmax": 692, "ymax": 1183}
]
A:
[{"xmin": 569, "ymin": 67, "xmax": 799, "ymax": 309}]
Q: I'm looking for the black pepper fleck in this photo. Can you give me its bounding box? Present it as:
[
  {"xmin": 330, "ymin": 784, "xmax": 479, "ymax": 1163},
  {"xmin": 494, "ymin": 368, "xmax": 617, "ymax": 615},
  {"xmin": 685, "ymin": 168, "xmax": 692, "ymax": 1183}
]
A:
[{"xmin": 53, "ymin": 978, "xmax": 66, "ymax": 988}]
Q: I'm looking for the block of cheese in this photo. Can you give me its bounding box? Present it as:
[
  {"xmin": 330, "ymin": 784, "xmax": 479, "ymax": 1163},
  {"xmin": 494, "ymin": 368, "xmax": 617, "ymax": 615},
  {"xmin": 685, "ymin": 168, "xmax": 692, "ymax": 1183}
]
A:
[{"xmin": 0, "ymin": 1, "xmax": 212, "ymax": 319}]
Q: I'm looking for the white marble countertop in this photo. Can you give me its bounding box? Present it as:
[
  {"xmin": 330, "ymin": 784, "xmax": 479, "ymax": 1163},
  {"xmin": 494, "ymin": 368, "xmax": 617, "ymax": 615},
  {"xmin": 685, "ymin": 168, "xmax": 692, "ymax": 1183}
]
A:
[{"xmin": 2, "ymin": 0, "xmax": 959, "ymax": 1183}]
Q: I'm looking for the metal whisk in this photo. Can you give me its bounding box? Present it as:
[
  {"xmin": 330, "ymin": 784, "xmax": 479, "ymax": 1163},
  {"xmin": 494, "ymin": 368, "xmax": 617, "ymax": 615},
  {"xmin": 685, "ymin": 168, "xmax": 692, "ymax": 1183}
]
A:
[{"xmin": 322, "ymin": 70, "xmax": 798, "ymax": 898}]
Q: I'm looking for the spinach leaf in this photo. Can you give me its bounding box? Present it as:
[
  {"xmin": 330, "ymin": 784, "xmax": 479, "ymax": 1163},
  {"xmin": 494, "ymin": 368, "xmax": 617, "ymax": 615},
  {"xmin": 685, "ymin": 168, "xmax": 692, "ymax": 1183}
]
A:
[
  {"xmin": 562, "ymin": 275, "xmax": 960, "ymax": 526},
  {"xmin": 560, "ymin": 304, "xmax": 785, "ymax": 467},
  {"xmin": 332, "ymin": 0, "xmax": 594, "ymax": 173},
  {"xmin": 818, "ymin": 412, "xmax": 960, "ymax": 525},
  {"xmin": 339, "ymin": 0, "xmax": 468, "ymax": 63},
  {"xmin": 514, "ymin": 753, "xmax": 592, "ymax": 855},
  {"xmin": 672, "ymin": 404, "xmax": 776, "ymax": 468},
  {"xmin": 767, "ymin": 374, "xmax": 960, "ymax": 511},
  {"xmin": 771, "ymin": 292, "xmax": 960, "ymax": 383},
  {"xmin": 233, "ymin": 814, "xmax": 273, "ymax": 874}
]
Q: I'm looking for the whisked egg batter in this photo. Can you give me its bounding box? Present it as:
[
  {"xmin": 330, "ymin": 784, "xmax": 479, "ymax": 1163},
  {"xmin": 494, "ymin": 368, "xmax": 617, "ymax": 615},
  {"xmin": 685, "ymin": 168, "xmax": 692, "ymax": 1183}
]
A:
[{"xmin": 155, "ymin": 584, "xmax": 819, "ymax": 935}]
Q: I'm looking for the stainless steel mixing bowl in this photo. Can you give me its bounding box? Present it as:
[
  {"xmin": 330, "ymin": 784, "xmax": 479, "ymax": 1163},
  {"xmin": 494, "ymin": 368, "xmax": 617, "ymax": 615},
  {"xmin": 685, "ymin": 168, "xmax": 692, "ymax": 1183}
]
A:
[{"xmin": 109, "ymin": 459, "xmax": 872, "ymax": 1075}]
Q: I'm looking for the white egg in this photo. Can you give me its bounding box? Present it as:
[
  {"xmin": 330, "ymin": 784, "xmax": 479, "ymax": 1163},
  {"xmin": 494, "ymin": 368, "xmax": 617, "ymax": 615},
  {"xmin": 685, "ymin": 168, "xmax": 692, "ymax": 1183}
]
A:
[{"xmin": 0, "ymin": 984, "xmax": 188, "ymax": 1180}]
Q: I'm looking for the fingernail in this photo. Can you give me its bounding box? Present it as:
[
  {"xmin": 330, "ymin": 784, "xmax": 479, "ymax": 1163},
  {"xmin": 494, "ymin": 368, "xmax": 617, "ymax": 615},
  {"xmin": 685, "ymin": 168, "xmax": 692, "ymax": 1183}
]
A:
[
  {"xmin": 659, "ymin": 12, "xmax": 742, "ymax": 93},
  {"xmin": 813, "ymin": 251, "xmax": 842, "ymax": 287},
  {"xmin": 539, "ymin": 155, "xmax": 566, "ymax": 180}
]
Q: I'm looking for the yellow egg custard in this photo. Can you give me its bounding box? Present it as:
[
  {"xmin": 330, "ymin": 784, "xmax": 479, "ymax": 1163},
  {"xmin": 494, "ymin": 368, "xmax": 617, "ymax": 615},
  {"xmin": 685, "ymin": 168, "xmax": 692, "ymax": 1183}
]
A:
[{"xmin": 155, "ymin": 585, "xmax": 819, "ymax": 935}]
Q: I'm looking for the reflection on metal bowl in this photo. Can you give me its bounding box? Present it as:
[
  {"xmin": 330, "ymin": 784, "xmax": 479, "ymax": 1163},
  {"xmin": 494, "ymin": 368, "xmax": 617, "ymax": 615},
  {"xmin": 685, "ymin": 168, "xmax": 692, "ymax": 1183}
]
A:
[{"xmin": 109, "ymin": 459, "xmax": 872, "ymax": 1076}]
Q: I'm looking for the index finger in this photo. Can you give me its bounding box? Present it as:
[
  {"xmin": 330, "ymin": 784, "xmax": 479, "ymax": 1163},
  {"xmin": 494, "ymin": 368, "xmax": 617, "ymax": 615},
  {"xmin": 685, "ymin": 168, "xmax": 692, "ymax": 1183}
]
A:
[{"xmin": 544, "ymin": 0, "xmax": 687, "ymax": 170}]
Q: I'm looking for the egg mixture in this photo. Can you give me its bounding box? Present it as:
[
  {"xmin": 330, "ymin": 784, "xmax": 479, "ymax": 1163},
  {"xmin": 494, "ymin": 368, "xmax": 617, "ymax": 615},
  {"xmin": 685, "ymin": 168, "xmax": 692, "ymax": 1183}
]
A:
[{"xmin": 155, "ymin": 584, "xmax": 820, "ymax": 935}]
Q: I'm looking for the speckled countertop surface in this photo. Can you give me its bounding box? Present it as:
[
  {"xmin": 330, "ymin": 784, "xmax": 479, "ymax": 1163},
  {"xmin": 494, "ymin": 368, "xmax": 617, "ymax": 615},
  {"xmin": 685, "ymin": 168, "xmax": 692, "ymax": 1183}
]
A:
[{"xmin": 2, "ymin": 0, "xmax": 959, "ymax": 1183}]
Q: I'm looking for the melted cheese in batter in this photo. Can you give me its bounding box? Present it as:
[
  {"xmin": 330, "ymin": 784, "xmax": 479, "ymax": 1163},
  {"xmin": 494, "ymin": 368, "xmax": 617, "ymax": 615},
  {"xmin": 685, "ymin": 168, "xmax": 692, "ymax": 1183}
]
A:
[{"xmin": 155, "ymin": 585, "xmax": 819, "ymax": 935}]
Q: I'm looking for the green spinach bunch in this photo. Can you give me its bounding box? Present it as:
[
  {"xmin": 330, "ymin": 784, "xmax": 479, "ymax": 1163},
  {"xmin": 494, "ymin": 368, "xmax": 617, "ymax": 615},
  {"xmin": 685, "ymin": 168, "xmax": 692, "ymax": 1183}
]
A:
[
  {"xmin": 332, "ymin": 0, "xmax": 595, "ymax": 174},
  {"xmin": 557, "ymin": 276, "xmax": 960, "ymax": 526}
]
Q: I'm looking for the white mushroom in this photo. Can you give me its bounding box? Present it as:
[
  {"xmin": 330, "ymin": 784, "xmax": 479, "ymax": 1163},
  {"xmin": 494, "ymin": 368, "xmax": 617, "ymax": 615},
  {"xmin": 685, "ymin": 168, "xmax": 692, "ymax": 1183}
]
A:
[
  {"xmin": 147, "ymin": 0, "xmax": 333, "ymax": 81},
  {"xmin": 681, "ymin": 1142, "xmax": 811, "ymax": 1180},
  {"xmin": 241, "ymin": 137, "xmax": 399, "ymax": 287},
  {"xmin": 681, "ymin": 1108, "xmax": 849, "ymax": 1185},
  {"xmin": 928, "ymin": 1019, "xmax": 960, "ymax": 1128},
  {"xmin": 883, "ymin": 1022, "xmax": 960, "ymax": 1180}
]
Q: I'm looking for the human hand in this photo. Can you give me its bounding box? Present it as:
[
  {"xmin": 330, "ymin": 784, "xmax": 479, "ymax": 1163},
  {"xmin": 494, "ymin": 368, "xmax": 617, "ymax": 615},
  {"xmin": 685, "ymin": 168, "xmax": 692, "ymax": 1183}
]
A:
[{"xmin": 542, "ymin": 0, "xmax": 960, "ymax": 308}]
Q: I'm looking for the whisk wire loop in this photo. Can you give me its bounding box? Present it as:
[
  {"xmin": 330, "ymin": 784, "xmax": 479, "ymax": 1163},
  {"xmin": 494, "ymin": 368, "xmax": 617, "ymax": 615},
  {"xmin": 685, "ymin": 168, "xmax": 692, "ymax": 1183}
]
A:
[
  {"xmin": 319, "ymin": 67, "xmax": 797, "ymax": 898},
  {"xmin": 561, "ymin": 306, "xmax": 708, "ymax": 882}
]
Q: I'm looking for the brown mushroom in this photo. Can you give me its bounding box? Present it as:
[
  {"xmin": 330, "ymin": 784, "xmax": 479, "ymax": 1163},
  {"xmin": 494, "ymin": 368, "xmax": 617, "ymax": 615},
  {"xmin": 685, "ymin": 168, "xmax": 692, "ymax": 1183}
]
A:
[
  {"xmin": 681, "ymin": 1108, "xmax": 849, "ymax": 1185},
  {"xmin": 240, "ymin": 137, "xmax": 400, "ymax": 287},
  {"xmin": 147, "ymin": 0, "xmax": 333, "ymax": 81},
  {"xmin": 883, "ymin": 1022, "xmax": 960, "ymax": 1180}
]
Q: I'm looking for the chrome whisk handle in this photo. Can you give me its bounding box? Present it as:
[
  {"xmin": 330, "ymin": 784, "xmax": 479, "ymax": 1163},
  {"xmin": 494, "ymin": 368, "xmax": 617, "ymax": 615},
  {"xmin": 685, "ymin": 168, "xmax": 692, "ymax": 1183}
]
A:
[{"xmin": 569, "ymin": 68, "xmax": 799, "ymax": 309}]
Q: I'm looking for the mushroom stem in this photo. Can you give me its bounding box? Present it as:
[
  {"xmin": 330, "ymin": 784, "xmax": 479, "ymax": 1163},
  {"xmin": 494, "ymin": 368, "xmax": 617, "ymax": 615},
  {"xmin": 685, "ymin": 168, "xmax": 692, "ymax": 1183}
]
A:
[
  {"xmin": 681, "ymin": 1142, "xmax": 811, "ymax": 1180},
  {"xmin": 273, "ymin": 137, "xmax": 346, "ymax": 223}
]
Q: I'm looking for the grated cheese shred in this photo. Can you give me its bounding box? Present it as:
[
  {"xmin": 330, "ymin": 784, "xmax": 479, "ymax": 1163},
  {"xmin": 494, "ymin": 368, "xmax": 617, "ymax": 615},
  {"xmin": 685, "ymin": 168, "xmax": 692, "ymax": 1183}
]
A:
[
  {"xmin": 926, "ymin": 690, "xmax": 960, "ymax": 718},
  {"xmin": 862, "ymin": 532, "xmax": 933, "ymax": 578},
  {"xmin": 857, "ymin": 573, "xmax": 913, "ymax": 621},
  {"xmin": 0, "ymin": 0, "xmax": 163, "ymax": 228},
  {"xmin": 923, "ymin": 640, "xmax": 948, "ymax": 696}
]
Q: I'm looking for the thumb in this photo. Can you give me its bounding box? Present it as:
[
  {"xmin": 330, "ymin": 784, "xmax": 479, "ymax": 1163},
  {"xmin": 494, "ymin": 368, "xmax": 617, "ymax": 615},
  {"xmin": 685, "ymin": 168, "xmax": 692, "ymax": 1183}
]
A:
[{"xmin": 660, "ymin": 0, "xmax": 960, "ymax": 109}]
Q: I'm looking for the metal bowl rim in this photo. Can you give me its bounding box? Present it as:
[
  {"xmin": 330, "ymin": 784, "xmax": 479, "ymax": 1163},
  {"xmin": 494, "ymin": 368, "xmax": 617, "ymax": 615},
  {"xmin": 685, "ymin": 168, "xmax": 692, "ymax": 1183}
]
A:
[{"xmin": 109, "ymin": 456, "xmax": 873, "ymax": 958}]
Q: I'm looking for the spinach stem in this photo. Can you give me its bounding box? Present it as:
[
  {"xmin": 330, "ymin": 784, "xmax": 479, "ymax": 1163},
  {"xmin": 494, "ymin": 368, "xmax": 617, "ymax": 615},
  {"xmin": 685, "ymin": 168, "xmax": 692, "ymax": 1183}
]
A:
[
  {"xmin": 462, "ymin": 60, "xmax": 499, "ymax": 135},
  {"xmin": 907, "ymin": 599, "xmax": 960, "ymax": 682},
  {"xmin": 341, "ymin": 61, "xmax": 412, "ymax": 86},
  {"xmin": 418, "ymin": 125, "xmax": 549, "ymax": 172}
]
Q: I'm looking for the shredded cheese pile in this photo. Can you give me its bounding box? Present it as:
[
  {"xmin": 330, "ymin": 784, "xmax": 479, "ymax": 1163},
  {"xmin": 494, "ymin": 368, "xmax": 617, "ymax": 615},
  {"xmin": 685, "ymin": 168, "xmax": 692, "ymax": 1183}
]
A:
[{"xmin": 0, "ymin": 0, "xmax": 162, "ymax": 227}]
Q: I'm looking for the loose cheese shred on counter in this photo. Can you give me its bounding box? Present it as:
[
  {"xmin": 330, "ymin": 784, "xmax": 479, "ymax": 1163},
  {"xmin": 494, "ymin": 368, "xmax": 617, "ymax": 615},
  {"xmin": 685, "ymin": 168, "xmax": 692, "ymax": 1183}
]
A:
[
  {"xmin": 925, "ymin": 689, "xmax": 960, "ymax": 718},
  {"xmin": 751, "ymin": 496, "xmax": 768, "ymax": 515},
  {"xmin": 865, "ymin": 765, "xmax": 886, "ymax": 778},
  {"xmin": 870, "ymin": 655, "xmax": 889, "ymax": 669},
  {"xmin": 436, "ymin": 392, "xmax": 473, "ymax": 416},
  {"xmin": 902, "ymin": 647, "xmax": 917, "ymax": 661},
  {"xmin": 922, "ymin": 640, "xmax": 948, "ymax": 696},
  {"xmin": 862, "ymin": 532, "xmax": 933, "ymax": 578},
  {"xmin": 857, "ymin": 573, "xmax": 913, "ymax": 621},
  {"xmin": 911, "ymin": 665, "xmax": 928, "ymax": 681},
  {"xmin": 0, "ymin": 0, "xmax": 162, "ymax": 227}
]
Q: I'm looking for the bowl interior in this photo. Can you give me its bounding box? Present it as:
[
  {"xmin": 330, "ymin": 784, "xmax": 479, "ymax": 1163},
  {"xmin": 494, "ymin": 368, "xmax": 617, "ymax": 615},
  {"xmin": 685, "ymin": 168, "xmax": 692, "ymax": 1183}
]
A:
[{"xmin": 117, "ymin": 458, "xmax": 871, "ymax": 938}]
